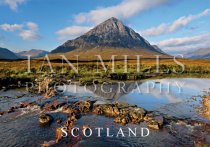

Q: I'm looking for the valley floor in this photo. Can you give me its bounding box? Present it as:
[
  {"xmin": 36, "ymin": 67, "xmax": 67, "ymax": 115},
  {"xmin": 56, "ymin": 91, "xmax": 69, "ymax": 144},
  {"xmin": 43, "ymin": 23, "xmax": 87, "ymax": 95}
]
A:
[{"xmin": 0, "ymin": 58, "xmax": 210, "ymax": 89}]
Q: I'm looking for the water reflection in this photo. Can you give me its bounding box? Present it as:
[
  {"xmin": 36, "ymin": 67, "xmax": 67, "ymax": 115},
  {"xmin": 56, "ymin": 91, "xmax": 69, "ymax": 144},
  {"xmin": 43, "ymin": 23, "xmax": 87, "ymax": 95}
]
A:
[
  {"xmin": 62, "ymin": 78, "xmax": 210, "ymax": 104},
  {"xmin": 60, "ymin": 78, "xmax": 210, "ymax": 118}
]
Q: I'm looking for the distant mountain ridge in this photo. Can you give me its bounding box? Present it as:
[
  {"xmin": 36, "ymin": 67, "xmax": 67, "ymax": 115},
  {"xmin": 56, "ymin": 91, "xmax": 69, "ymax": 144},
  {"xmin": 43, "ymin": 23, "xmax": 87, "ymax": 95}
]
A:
[
  {"xmin": 152, "ymin": 45, "xmax": 167, "ymax": 55},
  {"xmin": 51, "ymin": 17, "xmax": 167, "ymax": 57},
  {"xmin": 17, "ymin": 49, "xmax": 49, "ymax": 58},
  {"xmin": 0, "ymin": 47, "xmax": 19, "ymax": 60},
  {"xmin": 186, "ymin": 48, "xmax": 210, "ymax": 59}
]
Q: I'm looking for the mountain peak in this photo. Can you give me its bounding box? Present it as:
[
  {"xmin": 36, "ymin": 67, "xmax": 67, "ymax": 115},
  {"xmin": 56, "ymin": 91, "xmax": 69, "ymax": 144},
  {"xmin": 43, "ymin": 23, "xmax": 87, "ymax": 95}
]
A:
[
  {"xmin": 85, "ymin": 17, "xmax": 126, "ymax": 36},
  {"xmin": 102, "ymin": 17, "xmax": 124, "ymax": 27},
  {"xmin": 105, "ymin": 17, "xmax": 121, "ymax": 23},
  {"xmin": 108, "ymin": 17, "xmax": 120, "ymax": 21},
  {"xmin": 51, "ymin": 17, "xmax": 165, "ymax": 54}
]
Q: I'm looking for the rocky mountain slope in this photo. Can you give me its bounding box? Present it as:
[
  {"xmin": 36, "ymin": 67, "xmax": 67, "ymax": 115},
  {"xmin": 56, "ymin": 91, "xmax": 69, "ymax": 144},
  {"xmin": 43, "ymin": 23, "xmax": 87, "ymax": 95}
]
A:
[{"xmin": 51, "ymin": 17, "xmax": 168, "ymax": 59}]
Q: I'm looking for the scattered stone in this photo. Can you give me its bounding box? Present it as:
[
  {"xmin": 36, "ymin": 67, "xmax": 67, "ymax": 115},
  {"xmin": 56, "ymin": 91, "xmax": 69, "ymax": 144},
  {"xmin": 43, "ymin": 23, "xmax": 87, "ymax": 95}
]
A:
[
  {"xmin": 144, "ymin": 113, "xmax": 154, "ymax": 121},
  {"xmin": 62, "ymin": 101, "xmax": 94, "ymax": 129},
  {"xmin": 62, "ymin": 104, "xmax": 71, "ymax": 112},
  {"xmin": 74, "ymin": 100, "xmax": 93, "ymax": 113},
  {"xmin": 154, "ymin": 116, "xmax": 164, "ymax": 126},
  {"xmin": 39, "ymin": 114, "xmax": 53, "ymax": 126},
  {"xmin": 147, "ymin": 121, "xmax": 160, "ymax": 130},
  {"xmin": 0, "ymin": 112, "xmax": 4, "ymax": 116},
  {"xmin": 92, "ymin": 105, "xmax": 104, "ymax": 115},
  {"xmin": 129, "ymin": 107, "xmax": 146, "ymax": 123},
  {"xmin": 93, "ymin": 104, "xmax": 119, "ymax": 117},
  {"xmin": 55, "ymin": 127, "xmax": 63, "ymax": 143},
  {"xmin": 43, "ymin": 100, "xmax": 66, "ymax": 111},
  {"xmin": 56, "ymin": 119, "xmax": 62, "ymax": 124},
  {"xmin": 41, "ymin": 140, "xmax": 56, "ymax": 147},
  {"xmin": 44, "ymin": 88, "xmax": 57, "ymax": 99},
  {"xmin": 31, "ymin": 76, "xmax": 69, "ymax": 97},
  {"xmin": 144, "ymin": 114, "xmax": 164, "ymax": 130},
  {"xmin": 19, "ymin": 102, "xmax": 30, "ymax": 108},
  {"xmin": 39, "ymin": 100, "xmax": 167, "ymax": 130},
  {"xmin": 201, "ymin": 95, "xmax": 210, "ymax": 120},
  {"xmin": 36, "ymin": 98, "xmax": 210, "ymax": 146},
  {"xmin": 62, "ymin": 105, "xmax": 81, "ymax": 119},
  {"xmin": 7, "ymin": 107, "xmax": 15, "ymax": 113},
  {"xmin": 65, "ymin": 115, "xmax": 78, "ymax": 128},
  {"xmin": 176, "ymin": 120, "xmax": 188, "ymax": 126},
  {"xmin": 192, "ymin": 97, "xmax": 197, "ymax": 101},
  {"xmin": 43, "ymin": 103, "xmax": 55, "ymax": 111},
  {"xmin": 114, "ymin": 115, "xmax": 130, "ymax": 125},
  {"xmin": 38, "ymin": 77, "xmax": 53, "ymax": 93},
  {"xmin": 93, "ymin": 102, "xmax": 146, "ymax": 125}
]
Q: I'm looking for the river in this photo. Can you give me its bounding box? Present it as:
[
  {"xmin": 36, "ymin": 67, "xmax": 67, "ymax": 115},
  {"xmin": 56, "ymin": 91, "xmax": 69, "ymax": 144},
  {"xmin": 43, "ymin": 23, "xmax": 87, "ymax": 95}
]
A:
[{"xmin": 0, "ymin": 78, "xmax": 210, "ymax": 146}]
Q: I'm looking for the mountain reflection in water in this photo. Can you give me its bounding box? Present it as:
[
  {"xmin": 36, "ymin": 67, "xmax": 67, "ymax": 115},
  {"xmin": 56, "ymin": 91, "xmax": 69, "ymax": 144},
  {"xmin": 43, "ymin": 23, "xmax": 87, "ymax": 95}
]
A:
[
  {"xmin": 60, "ymin": 78, "xmax": 210, "ymax": 106},
  {"xmin": 59, "ymin": 78, "xmax": 210, "ymax": 119}
]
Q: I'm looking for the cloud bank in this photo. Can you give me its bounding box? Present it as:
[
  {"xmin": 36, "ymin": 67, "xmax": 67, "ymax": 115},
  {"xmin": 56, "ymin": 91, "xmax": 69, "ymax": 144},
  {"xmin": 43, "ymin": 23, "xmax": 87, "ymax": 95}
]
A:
[
  {"xmin": 0, "ymin": 0, "xmax": 26, "ymax": 11},
  {"xmin": 157, "ymin": 33, "xmax": 210, "ymax": 52},
  {"xmin": 56, "ymin": 26, "xmax": 92, "ymax": 40},
  {"xmin": 57, "ymin": 0, "xmax": 168, "ymax": 40},
  {"xmin": 74, "ymin": 0, "xmax": 168, "ymax": 24},
  {"xmin": 0, "ymin": 24, "xmax": 22, "ymax": 31},
  {"xmin": 0, "ymin": 22, "xmax": 40, "ymax": 40},
  {"xmin": 141, "ymin": 9, "xmax": 209, "ymax": 36}
]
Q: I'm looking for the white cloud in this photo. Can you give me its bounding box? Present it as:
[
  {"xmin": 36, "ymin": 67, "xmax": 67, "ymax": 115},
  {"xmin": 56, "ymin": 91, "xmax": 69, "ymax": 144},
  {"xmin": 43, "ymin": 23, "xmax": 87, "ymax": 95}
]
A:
[
  {"xmin": 141, "ymin": 9, "xmax": 210, "ymax": 36},
  {"xmin": 1, "ymin": 0, "xmax": 26, "ymax": 11},
  {"xmin": 56, "ymin": 26, "xmax": 92, "ymax": 40},
  {"xmin": 0, "ymin": 24, "xmax": 23, "ymax": 32},
  {"xmin": 19, "ymin": 30, "xmax": 40, "ymax": 40},
  {"xmin": 74, "ymin": 0, "xmax": 168, "ymax": 24},
  {"xmin": 157, "ymin": 33, "xmax": 210, "ymax": 52},
  {"xmin": 56, "ymin": 0, "xmax": 168, "ymax": 40},
  {"xmin": 26, "ymin": 22, "xmax": 38, "ymax": 31},
  {"xmin": 0, "ymin": 22, "xmax": 40, "ymax": 41},
  {"xmin": 19, "ymin": 22, "xmax": 40, "ymax": 40}
]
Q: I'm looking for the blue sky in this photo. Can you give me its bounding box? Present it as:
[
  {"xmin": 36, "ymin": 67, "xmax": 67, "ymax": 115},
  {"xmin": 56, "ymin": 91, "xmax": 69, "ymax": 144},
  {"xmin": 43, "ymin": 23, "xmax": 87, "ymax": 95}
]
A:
[{"xmin": 0, "ymin": 0, "xmax": 210, "ymax": 54}]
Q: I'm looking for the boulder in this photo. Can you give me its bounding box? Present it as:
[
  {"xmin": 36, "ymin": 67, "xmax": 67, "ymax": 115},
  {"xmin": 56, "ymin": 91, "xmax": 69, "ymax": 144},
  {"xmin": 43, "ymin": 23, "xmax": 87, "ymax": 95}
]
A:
[
  {"xmin": 39, "ymin": 114, "xmax": 53, "ymax": 126},
  {"xmin": 93, "ymin": 102, "xmax": 146, "ymax": 125},
  {"xmin": 56, "ymin": 119, "xmax": 62, "ymax": 124},
  {"xmin": 43, "ymin": 88, "xmax": 57, "ymax": 98},
  {"xmin": 74, "ymin": 100, "xmax": 93, "ymax": 113},
  {"xmin": 65, "ymin": 115, "xmax": 77, "ymax": 128},
  {"xmin": 43, "ymin": 100, "xmax": 65, "ymax": 111},
  {"xmin": 147, "ymin": 121, "xmax": 160, "ymax": 130},
  {"xmin": 19, "ymin": 102, "xmax": 30, "ymax": 108},
  {"xmin": 55, "ymin": 127, "xmax": 63, "ymax": 143},
  {"xmin": 92, "ymin": 105, "xmax": 104, "ymax": 115},
  {"xmin": 7, "ymin": 107, "xmax": 15, "ymax": 113},
  {"xmin": 144, "ymin": 114, "xmax": 164, "ymax": 130},
  {"xmin": 0, "ymin": 112, "xmax": 4, "ymax": 116},
  {"xmin": 114, "ymin": 115, "xmax": 130, "ymax": 125}
]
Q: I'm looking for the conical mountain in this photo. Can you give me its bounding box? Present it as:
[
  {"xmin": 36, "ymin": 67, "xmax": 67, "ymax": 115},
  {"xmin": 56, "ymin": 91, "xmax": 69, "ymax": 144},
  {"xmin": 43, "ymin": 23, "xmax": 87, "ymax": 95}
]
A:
[{"xmin": 51, "ymin": 17, "xmax": 169, "ymax": 59}]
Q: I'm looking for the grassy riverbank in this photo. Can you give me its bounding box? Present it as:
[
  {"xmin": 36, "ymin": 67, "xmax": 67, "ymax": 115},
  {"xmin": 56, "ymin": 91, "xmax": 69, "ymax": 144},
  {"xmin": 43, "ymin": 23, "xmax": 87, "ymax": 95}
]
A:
[{"xmin": 0, "ymin": 58, "xmax": 210, "ymax": 88}]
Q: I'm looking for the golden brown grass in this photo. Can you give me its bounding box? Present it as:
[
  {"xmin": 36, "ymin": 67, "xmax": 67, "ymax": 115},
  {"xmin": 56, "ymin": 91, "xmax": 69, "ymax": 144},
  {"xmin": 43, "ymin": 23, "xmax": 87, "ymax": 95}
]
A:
[
  {"xmin": 48, "ymin": 47, "xmax": 170, "ymax": 60},
  {"xmin": 0, "ymin": 58, "xmax": 209, "ymax": 71}
]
